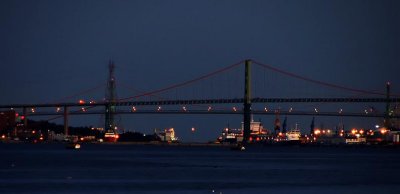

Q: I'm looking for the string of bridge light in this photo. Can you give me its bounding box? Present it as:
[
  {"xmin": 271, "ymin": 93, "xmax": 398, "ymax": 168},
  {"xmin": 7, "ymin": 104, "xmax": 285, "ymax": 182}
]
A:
[
  {"xmin": 21, "ymin": 104, "xmax": 383, "ymax": 115},
  {"xmin": 118, "ymin": 82, "xmax": 228, "ymax": 112},
  {"xmin": 126, "ymin": 105, "xmax": 379, "ymax": 115}
]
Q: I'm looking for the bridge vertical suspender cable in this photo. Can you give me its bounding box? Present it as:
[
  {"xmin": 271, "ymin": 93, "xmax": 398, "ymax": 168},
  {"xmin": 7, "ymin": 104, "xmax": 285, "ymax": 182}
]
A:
[
  {"xmin": 118, "ymin": 60, "xmax": 244, "ymax": 101},
  {"xmin": 252, "ymin": 60, "xmax": 396, "ymax": 96}
]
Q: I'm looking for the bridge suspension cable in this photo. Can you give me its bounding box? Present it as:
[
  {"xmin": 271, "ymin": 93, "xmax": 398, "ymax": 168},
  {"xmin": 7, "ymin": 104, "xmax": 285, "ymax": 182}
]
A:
[
  {"xmin": 252, "ymin": 60, "xmax": 397, "ymax": 97},
  {"xmin": 52, "ymin": 82, "xmax": 106, "ymax": 103},
  {"xmin": 118, "ymin": 60, "xmax": 244, "ymax": 101}
]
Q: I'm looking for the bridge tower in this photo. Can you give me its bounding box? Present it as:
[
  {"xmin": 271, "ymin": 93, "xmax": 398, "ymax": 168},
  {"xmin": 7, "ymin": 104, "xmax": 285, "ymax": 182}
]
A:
[
  {"xmin": 105, "ymin": 60, "xmax": 117, "ymax": 133},
  {"xmin": 384, "ymin": 82, "xmax": 391, "ymax": 129},
  {"xmin": 243, "ymin": 59, "xmax": 252, "ymax": 143}
]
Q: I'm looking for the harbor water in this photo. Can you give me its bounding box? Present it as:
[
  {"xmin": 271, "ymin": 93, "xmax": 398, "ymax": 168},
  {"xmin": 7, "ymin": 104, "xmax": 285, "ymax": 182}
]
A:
[{"xmin": 1, "ymin": 143, "xmax": 400, "ymax": 194}]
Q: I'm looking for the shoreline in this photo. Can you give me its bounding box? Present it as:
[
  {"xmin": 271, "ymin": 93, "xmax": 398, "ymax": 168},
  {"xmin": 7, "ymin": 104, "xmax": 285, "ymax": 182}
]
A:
[{"xmin": 2, "ymin": 140, "xmax": 400, "ymax": 148}]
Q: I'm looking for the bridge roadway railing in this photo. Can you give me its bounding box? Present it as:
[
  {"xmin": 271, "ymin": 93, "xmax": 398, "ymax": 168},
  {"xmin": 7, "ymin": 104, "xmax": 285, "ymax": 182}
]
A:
[
  {"xmin": 8, "ymin": 109, "xmax": 399, "ymax": 118},
  {"xmin": 1, "ymin": 97, "xmax": 400, "ymax": 109}
]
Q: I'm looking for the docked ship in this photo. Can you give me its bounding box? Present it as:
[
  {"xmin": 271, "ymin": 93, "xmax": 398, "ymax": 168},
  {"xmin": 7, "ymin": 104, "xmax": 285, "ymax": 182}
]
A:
[
  {"xmin": 155, "ymin": 128, "xmax": 179, "ymax": 142},
  {"xmin": 218, "ymin": 120, "xmax": 269, "ymax": 143},
  {"xmin": 217, "ymin": 127, "xmax": 243, "ymax": 143},
  {"xmin": 286, "ymin": 124, "xmax": 301, "ymax": 142},
  {"xmin": 104, "ymin": 131, "xmax": 119, "ymax": 142}
]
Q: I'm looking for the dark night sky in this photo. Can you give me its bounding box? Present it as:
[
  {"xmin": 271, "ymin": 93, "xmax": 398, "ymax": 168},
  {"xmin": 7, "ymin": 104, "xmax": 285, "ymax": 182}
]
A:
[{"xmin": 1, "ymin": 0, "xmax": 399, "ymax": 141}]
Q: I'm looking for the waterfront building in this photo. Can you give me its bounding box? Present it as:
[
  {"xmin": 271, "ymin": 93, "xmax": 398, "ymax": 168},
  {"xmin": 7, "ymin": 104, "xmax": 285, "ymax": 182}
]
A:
[{"xmin": 0, "ymin": 110, "xmax": 16, "ymax": 136}]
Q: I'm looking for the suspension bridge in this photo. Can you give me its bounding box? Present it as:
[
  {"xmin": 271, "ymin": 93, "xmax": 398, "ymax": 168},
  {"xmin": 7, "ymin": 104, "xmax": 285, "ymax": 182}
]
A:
[{"xmin": 1, "ymin": 59, "xmax": 399, "ymax": 142}]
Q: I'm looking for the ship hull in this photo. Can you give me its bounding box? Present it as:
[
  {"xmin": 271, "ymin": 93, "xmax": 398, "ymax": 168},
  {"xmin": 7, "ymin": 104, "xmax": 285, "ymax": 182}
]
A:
[
  {"xmin": 104, "ymin": 137, "xmax": 118, "ymax": 142},
  {"xmin": 104, "ymin": 132, "xmax": 119, "ymax": 142}
]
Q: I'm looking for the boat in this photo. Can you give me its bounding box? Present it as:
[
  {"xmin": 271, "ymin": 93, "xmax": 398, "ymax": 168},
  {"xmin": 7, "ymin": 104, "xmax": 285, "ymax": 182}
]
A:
[
  {"xmin": 286, "ymin": 124, "xmax": 301, "ymax": 142},
  {"xmin": 66, "ymin": 143, "xmax": 81, "ymax": 149},
  {"xmin": 104, "ymin": 132, "xmax": 119, "ymax": 142},
  {"xmin": 230, "ymin": 143, "xmax": 246, "ymax": 151}
]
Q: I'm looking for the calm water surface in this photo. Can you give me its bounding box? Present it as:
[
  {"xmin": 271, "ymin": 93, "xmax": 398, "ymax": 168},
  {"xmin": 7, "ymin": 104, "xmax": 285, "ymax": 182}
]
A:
[{"xmin": 1, "ymin": 143, "xmax": 400, "ymax": 194}]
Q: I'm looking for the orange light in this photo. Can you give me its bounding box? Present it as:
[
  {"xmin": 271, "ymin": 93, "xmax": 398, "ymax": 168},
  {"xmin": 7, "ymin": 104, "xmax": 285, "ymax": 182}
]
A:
[
  {"xmin": 79, "ymin": 100, "xmax": 85, "ymax": 104},
  {"xmin": 32, "ymin": 130, "xmax": 36, "ymax": 134},
  {"xmin": 115, "ymin": 134, "xmax": 119, "ymax": 139},
  {"xmin": 1, "ymin": 135, "xmax": 5, "ymax": 139}
]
